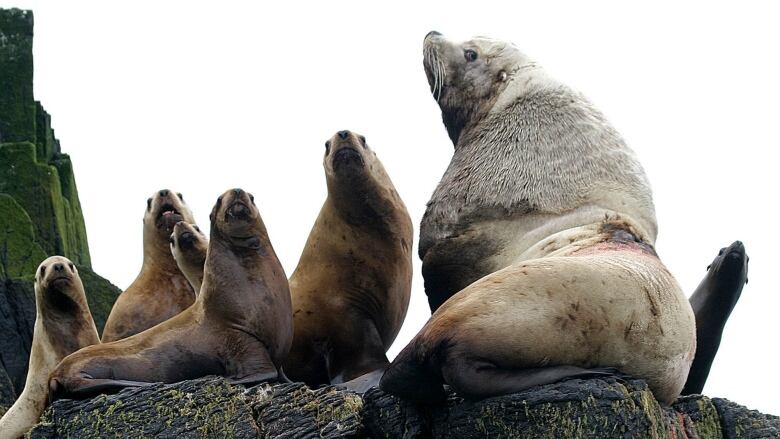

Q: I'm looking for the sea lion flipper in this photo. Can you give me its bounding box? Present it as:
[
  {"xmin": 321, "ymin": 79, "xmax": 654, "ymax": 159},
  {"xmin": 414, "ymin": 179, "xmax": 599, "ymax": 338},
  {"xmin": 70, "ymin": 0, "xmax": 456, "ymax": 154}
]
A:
[
  {"xmin": 335, "ymin": 369, "xmax": 386, "ymax": 394},
  {"xmin": 442, "ymin": 358, "xmax": 621, "ymax": 400},
  {"xmin": 226, "ymin": 338, "xmax": 280, "ymax": 385},
  {"xmin": 51, "ymin": 377, "xmax": 154, "ymax": 400}
]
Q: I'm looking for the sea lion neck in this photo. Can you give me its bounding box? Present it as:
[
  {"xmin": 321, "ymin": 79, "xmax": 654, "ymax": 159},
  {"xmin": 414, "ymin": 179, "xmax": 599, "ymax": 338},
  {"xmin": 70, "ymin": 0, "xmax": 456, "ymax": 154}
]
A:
[
  {"xmin": 325, "ymin": 174, "xmax": 401, "ymax": 234},
  {"xmin": 142, "ymin": 225, "xmax": 180, "ymax": 273}
]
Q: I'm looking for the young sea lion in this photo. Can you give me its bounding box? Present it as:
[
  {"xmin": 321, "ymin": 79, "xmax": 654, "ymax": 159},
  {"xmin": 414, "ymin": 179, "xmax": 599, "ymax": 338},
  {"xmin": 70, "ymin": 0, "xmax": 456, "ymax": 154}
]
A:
[
  {"xmin": 101, "ymin": 189, "xmax": 199, "ymax": 342},
  {"xmin": 283, "ymin": 130, "xmax": 413, "ymax": 392},
  {"xmin": 0, "ymin": 257, "xmax": 99, "ymax": 439},
  {"xmin": 48, "ymin": 189, "xmax": 292, "ymax": 399},
  {"xmin": 170, "ymin": 221, "xmax": 208, "ymax": 293}
]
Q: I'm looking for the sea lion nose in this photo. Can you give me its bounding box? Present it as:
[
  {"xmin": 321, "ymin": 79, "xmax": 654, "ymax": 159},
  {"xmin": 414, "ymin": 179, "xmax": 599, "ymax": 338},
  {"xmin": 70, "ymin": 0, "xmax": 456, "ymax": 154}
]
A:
[
  {"xmin": 53, "ymin": 263, "xmax": 64, "ymax": 272},
  {"xmin": 338, "ymin": 130, "xmax": 350, "ymax": 140},
  {"xmin": 426, "ymin": 30, "xmax": 442, "ymax": 39},
  {"xmin": 159, "ymin": 189, "xmax": 169, "ymax": 197},
  {"xmin": 234, "ymin": 188, "xmax": 243, "ymax": 196}
]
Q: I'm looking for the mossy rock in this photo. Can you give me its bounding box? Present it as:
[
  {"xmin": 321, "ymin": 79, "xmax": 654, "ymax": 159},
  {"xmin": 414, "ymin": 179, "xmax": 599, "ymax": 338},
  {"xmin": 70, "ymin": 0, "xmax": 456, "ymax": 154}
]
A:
[
  {"xmin": 0, "ymin": 193, "xmax": 47, "ymax": 279},
  {"xmin": 0, "ymin": 8, "xmax": 35, "ymax": 144}
]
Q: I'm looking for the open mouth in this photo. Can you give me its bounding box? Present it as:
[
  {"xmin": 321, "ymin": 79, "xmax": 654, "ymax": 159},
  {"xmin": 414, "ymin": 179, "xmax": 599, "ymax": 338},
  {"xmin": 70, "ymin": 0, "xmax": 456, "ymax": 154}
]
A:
[
  {"xmin": 333, "ymin": 147, "xmax": 363, "ymax": 170},
  {"xmin": 156, "ymin": 203, "xmax": 183, "ymax": 230}
]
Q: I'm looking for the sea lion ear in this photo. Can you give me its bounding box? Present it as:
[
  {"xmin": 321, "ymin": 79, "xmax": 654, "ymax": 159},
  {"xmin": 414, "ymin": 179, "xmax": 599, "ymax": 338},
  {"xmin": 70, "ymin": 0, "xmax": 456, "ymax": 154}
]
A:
[{"xmin": 498, "ymin": 71, "xmax": 508, "ymax": 82}]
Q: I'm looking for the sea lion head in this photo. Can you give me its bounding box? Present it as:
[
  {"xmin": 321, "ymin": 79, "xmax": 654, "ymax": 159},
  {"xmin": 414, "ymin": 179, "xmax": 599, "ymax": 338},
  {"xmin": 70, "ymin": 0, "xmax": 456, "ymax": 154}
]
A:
[
  {"xmin": 170, "ymin": 221, "xmax": 208, "ymax": 257},
  {"xmin": 706, "ymin": 240, "xmax": 749, "ymax": 290},
  {"xmin": 423, "ymin": 31, "xmax": 538, "ymax": 143},
  {"xmin": 143, "ymin": 189, "xmax": 195, "ymax": 237},
  {"xmin": 323, "ymin": 130, "xmax": 383, "ymax": 182},
  {"xmin": 210, "ymin": 188, "xmax": 267, "ymax": 250},
  {"xmin": 34, "ymin": 255, "xmax": 87, "ymax": 313},
  {"xmin": 170, "ymin": 221, "xmax": 208, "ymax": 292}
]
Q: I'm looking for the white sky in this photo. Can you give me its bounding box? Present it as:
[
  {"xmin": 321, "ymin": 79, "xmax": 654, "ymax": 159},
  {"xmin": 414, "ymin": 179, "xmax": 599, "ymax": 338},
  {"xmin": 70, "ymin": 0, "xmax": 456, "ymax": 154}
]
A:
[{"xmin": 5, "ymin": 0, "xmax": 778, "ymax": 415}]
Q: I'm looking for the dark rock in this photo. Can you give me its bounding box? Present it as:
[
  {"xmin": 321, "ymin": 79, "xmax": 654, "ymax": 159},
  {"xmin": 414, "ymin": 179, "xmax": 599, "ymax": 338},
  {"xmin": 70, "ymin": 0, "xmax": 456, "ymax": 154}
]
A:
[
  {"xmin": 0, "ymin": 364, "xmax": 15, "ymax": 415},
  {"xmin": 26, "ymin": 376, "xmax": 780, "ymax": 438},
  {"xmin": 248, "ymin": 382, "xmax": 363, "ymax": 438}
]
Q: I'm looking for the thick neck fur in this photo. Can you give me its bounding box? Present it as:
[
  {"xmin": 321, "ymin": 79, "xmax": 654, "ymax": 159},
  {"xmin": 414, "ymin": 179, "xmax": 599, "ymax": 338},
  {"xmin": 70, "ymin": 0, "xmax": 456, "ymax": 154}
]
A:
[
  {"xmin": 424, "ymin": 78, "xmax": 657, "ymax": 251},
  {"xmin": 142, "ymin": 225, "xmax": 181, "ymax": 273}
]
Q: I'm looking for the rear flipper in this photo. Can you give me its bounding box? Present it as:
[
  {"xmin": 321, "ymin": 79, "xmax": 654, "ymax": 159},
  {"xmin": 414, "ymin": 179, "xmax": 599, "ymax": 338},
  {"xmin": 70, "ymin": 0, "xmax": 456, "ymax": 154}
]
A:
[
  {"xmin": 335, "ymin": 369, "xmax": 385, "ymax": 394},
  {"xmin": 442, "ymin": 356, "xmax": 623, "ymax": 400},
  {"xmin": 683, "ymin": 241, "xmax": 749, "ymax": 395},
  {"xmin": 49, "ymin": 376, "xmax": 154, "ymax": 401},
  {"xmin": 379, "ymin": 342, "xmax": 447, "ymax": 403}
]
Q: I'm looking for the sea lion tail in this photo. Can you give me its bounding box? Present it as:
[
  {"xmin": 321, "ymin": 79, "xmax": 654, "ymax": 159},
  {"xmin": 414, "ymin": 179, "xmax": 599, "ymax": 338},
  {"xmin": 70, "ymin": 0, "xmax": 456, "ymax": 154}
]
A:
[{"xmin": 379, "ymin": 340, "xmax": 446, "ymax": 403}]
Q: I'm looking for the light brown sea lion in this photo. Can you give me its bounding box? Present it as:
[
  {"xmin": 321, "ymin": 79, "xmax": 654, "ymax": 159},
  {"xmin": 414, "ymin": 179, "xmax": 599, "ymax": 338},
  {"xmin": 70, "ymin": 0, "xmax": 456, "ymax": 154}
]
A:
[
  {"xmin": 170, "ymin": 221, "xmax": 208, "ymax": 293},
  {"xmin": 101, "ymin": 189, "xmax": 199, "ymax": 342},
  {"xmin": 48, "ymin": 188, "xmax": 292, "ymax": 399},
  {"xmin": 380, "ymin": 32, "xmax": 695, "ymax": 405},
  {"xmin": 283, "ymin": 130, "xmax": 413, "ymax": 392},
  {"xmin": 0, "ymin": 256, "xmax": 99, "ymax": 439}
]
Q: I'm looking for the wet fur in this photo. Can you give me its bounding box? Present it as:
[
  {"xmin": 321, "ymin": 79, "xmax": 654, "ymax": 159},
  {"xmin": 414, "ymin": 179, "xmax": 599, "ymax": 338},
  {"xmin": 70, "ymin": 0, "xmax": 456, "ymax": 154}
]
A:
[
  {"xmin": 284, "ymin": 131, "xmax": 413, "ymax": 388},
  {"xmin": 0, "ymin": 257, "xmax": 99, "ymax": 439}
]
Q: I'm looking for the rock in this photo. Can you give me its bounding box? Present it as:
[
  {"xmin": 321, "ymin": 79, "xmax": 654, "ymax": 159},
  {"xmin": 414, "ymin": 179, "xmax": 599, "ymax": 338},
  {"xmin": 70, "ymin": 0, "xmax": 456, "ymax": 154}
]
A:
[
  {"xmin": 24, "ymin": 377, "xmax": 780, "ymax": 438},
  {"xmin": 0, "ymin": 7, "xmax": 121, "ymax": 400},
  {"xmin": 0, "ymin": 365, "xmax": 14, "ymax": 416}
]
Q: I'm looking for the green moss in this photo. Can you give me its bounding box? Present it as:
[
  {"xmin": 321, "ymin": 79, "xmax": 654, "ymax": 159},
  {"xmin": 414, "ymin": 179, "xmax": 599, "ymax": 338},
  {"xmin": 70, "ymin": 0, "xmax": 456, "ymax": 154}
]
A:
[
  {"xmin": 0, "ymin": 9, "xmax": 36, "ymax": 144},
  {"xmin": 76, "ymin": 265, "xmax": 120, "ymax": 333},
  {"xmin": 0, "ymin": 193, "xmax": 47, "ymax": 278}
]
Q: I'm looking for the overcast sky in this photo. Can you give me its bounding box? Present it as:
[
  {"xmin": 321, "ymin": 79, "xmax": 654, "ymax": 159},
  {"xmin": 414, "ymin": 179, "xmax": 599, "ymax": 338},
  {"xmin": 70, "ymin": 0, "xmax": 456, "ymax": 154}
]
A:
[{"xmin": 5, "ymin": 1, "xmax": 778, "ymax": 414}]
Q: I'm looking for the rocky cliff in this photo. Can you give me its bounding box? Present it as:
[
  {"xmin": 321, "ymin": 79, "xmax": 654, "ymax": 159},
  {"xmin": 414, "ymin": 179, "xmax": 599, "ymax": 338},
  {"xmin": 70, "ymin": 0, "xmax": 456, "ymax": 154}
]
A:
[{"xmin": 0, "ymin": 8, "xmax": 120, "ymax": 410}]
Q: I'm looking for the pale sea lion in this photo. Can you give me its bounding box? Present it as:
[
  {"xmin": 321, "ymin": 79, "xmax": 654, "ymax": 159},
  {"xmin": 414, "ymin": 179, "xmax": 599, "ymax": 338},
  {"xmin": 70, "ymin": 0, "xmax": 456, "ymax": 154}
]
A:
[
  {"xmin": 682, "ymin": 241, "xmax": 748, "ymax": 395},
  {"xmin": 380, "ymin": 32, "xmax": 695, "ymax": 405},
  {"xmin": 101, "ymin": 189, "xmax": 198, "ymax": 342},
  {"xmin": 0, "ymin": 256, "xmax": 99, "ymax": 439},
  {"xmin": 170, "ymin": 221, "xmax": 208, "ymax": 293},
  {"xmin": 283, "ymin": 130, "xmax": 413, "ymax": 392},
  {"xmin": 49, "ymin": 189, "xmax": 292, "ymax": 398}
]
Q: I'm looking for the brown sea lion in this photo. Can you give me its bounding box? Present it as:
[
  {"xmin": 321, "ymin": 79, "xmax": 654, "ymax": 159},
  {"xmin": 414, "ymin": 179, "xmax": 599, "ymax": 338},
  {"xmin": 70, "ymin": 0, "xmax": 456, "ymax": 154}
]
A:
[
  {"xmin": 101, "ymin": 189, "xmax": 198, "ymax": 342},
  {"xmin": 380, "ymin": 32, "xmax": 695, "ymax": 405},
  {"xmin": 48, "ymin": 188, "xmax": 292, "ymax": 399},
  {"xmin": 0, "ymin": 256, "xmax": 99, "ymax": 439},
  {"xmin": 283, "ymin": 130, "xmax": 413, "ymax": 392},
  {"xmin": 682, "ymin": 241, "xmax": 749, "ymax": 395},
  {"xmin": 170, "ymin": 221, "xmax": 208, "ymax": 293}
]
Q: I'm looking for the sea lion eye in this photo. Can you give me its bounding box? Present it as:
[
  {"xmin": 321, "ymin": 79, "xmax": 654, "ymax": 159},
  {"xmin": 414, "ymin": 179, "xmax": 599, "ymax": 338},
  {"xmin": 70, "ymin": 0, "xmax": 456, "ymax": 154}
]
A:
[
  {"xmin": 147, "ymin": 198, "xmax": 152, "ymax": 210},
  {"xmin": 325, "ymin": 141, "xmax": 331, "ymax": 155},
  {"xmin": 69, "ymin": 263, "xmax": 75, "ymax": 271},
  {"xmin": 464, "ymin": 49, "xmax": 478, "ymax": 62},
  {"xmin": 177, "ymin": 193, "xmax": 184, "ymax": 201},
  {"xmin": 40, "ymin": 265, "xmax": 46, "ymax": 276},
  {"xmin": 194, "ymin": 226, "xmax": 201, "ymax": 233},
  {"xmin": 358, "ymin": 135, "xmax": 367, "ymax": 148},
  {"xmin": 249, "ymin": 194, "xmax": 255, "ymax": 203}
]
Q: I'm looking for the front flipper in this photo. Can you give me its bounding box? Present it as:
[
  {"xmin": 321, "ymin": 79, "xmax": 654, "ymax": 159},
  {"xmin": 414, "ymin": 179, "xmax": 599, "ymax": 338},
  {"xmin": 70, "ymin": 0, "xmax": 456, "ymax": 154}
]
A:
[
  {"xmin": 442, "ymin": 356, "xmax": 622, "ymax": 400},
  {"xmin": 225, "ymin": 336, "xmax": 279, "ymax": 386}
]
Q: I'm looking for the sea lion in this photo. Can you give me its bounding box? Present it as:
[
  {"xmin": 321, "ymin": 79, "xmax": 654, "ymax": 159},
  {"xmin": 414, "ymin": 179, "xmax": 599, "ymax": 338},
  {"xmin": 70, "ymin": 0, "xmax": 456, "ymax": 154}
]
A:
[
  {"xmin": 48, "ymin": 188, "xmax": 292, "ymax": 399},
  {"xmin": 380, "ymin": 32, "xmax": 695, "ymax": 405},
  {"xmin": 101, "ymin": 189, "xmax": 198, "ymax": 342},
  {"xmin": 0, "ymin": 256, "xmax": 99, "ymax": 439},
  {"xmin": 170, "ymin": 221, "xmax": 208, "ymax": 293},
  {"xmin": 682, "ymin": 241, "xmax": 749, "ymax": 395},
  {"xmin": 283, "ymin": 130, "xmax": 413, "ymax": 392}
]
